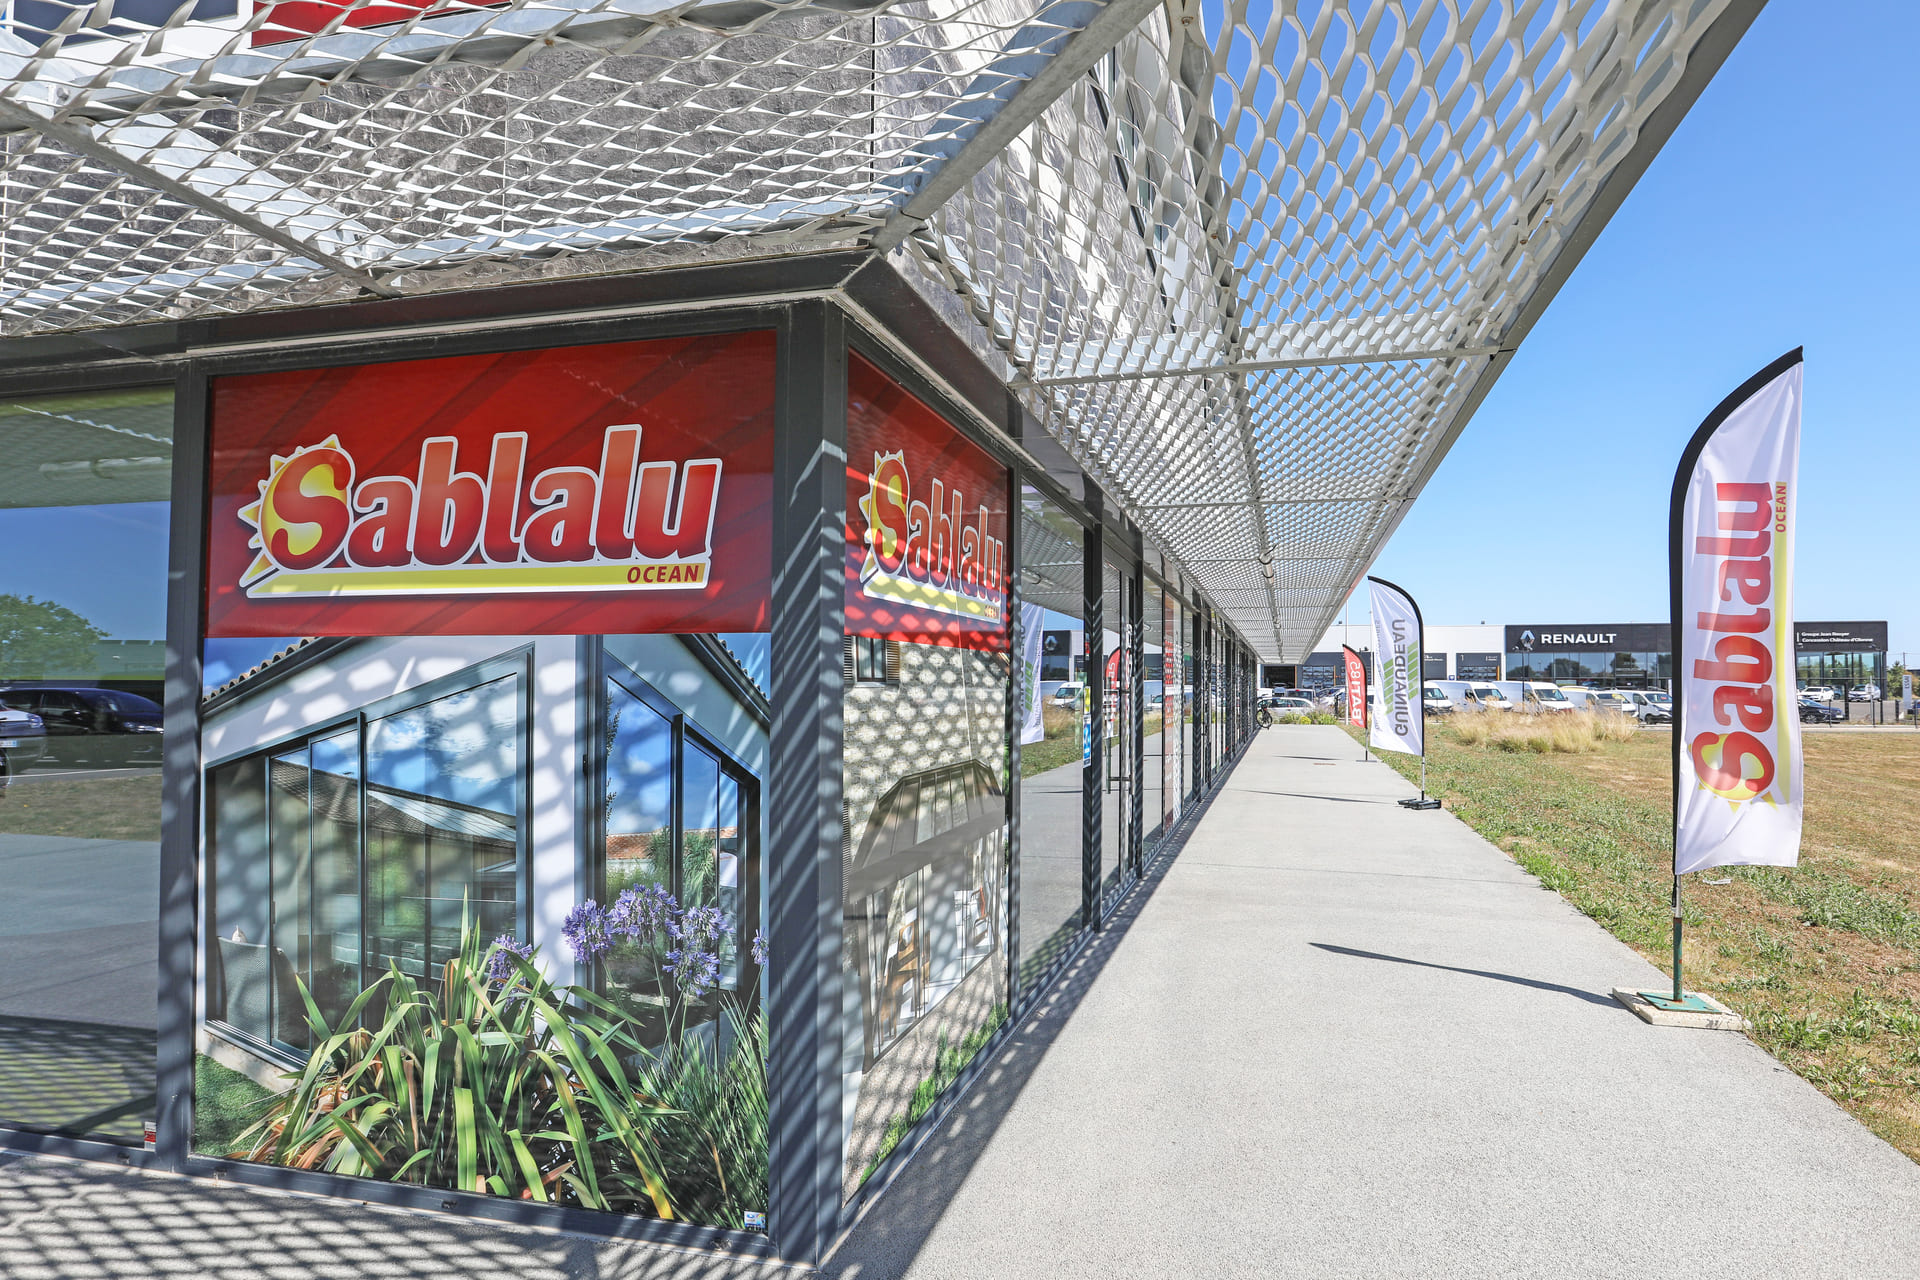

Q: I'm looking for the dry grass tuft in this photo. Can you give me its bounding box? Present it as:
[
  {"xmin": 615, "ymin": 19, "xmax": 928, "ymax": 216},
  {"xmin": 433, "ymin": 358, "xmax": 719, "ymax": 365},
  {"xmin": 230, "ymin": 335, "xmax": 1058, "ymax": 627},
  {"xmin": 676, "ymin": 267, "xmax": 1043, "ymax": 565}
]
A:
[{"xmin": 1442, "ymin": 709, "xmax": 1635, "ymax": 754}]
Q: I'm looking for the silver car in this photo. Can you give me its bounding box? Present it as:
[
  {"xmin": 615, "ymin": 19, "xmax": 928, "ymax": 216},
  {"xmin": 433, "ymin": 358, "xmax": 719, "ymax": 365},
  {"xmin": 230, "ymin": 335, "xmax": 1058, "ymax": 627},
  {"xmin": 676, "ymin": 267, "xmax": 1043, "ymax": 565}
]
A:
[{"xmin": 0, "ymin": 699, "xmax": 49, "ymax": 778}]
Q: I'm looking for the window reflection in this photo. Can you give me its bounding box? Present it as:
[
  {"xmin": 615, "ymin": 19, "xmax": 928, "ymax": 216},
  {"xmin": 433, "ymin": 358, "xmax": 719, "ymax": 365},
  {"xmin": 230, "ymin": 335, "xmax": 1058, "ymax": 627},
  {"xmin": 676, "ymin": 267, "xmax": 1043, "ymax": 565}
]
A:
[{"xmin": 0, "ymin": 387, "xmax": 171, "ymax": 1144}]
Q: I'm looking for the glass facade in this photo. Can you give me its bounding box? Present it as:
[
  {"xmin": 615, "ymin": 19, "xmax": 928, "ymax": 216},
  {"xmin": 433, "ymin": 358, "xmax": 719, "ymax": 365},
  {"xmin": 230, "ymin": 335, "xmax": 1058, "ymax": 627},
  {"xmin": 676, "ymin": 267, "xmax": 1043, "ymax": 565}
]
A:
[
  {"xmin": 840, "ymin": 356, "xmax": 1012, "ymax": 1200},
  {"xmin": 192, "ymin": 333, "xmax": 777, "ymax": 1229},
  {"xmin": 0, "ymin": 387, "xmax": 172, "ymax": 1144},
  {"xmin": 1015, "ymin": 486, "xmax": 1086, "ymax": 990},
  {"xmin": 1143, "ymin": 579, "xmax": 1166, "ymax": 843},
  {"xmin": 1795, "ymin": 651, "xmax": 1886, "ymax": 695},
  {"xmin": 1099, "ymin": 557, "xmax": 1134, "ymax": 911},
  {"xmin": 1503, "ymin": 650, "xmax": 1674, "ymax": 688},
  {"xmin": 0, "ymin": 313, "xmax": 1263, "ymax": 1258}
]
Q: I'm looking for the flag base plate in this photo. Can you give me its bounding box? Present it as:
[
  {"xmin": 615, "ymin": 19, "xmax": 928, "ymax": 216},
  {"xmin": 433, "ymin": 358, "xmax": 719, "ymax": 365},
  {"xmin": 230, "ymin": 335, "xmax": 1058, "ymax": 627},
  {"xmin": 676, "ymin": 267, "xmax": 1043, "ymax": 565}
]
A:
[
  {"xmin": 1397, "ymin": 797, "xmax": 1442, "ymax": 810},
  {"xmin": 1610, "ymin": 987, "xmax": 1749, "ymax": 1031}
]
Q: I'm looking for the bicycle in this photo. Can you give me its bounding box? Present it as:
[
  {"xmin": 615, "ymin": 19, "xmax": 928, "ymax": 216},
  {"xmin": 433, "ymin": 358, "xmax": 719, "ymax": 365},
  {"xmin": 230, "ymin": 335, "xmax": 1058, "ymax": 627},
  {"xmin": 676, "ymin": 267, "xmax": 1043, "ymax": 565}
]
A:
[{"xmin": 1255, "ymin": 704, "xmax": 1275, "ymax": 729}]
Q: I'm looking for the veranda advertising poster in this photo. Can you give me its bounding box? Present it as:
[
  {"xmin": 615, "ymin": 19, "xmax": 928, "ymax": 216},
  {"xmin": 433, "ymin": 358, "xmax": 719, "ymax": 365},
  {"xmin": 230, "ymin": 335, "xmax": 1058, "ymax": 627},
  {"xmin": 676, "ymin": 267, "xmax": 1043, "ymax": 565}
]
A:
[{"xmin": 197, "ymin": 332, "xmax": 774, "ymax": 1230}]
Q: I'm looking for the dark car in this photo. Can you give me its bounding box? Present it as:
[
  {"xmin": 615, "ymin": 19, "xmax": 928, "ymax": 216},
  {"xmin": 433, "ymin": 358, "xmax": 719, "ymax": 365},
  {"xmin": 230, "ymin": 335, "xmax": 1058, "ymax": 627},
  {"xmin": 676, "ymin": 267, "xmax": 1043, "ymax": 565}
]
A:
[
  {"xmin": 1798, "ymin": 698, "xmax": 1845, "ymax": 725},
  {"xmin": 0, "ymin": 687, "xmax": 163, "ymax": 765}
]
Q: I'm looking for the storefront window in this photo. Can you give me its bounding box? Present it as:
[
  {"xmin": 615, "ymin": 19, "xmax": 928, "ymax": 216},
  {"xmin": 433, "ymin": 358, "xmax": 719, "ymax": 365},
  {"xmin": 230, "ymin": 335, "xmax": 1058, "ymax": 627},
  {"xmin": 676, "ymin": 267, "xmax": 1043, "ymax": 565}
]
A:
[
  {"xmin": 1180, "ymin": 602, "xmax": 1195, "ymax": 798},
  {"xmin": 1014, "ymin": 486, "xmax": 1087, "ymax": 990},
  {"xmin": 840, "ymin": 354, "xmax": 1010, "ymax": 1200},
  {"xmin": 194, "ymin": 332, "xmax": 776, "ymax": 1229},
  {"xmin": 1100, "ymin": 558, "xmax": 1133, "ymax": 910},
  {"xmin": 1143, "ymin": 579, "xmax": 1166, "ymax": 843},
  {"xmin": 0, "ymin": 387, "xmax": 171, "ymax": 1144}
]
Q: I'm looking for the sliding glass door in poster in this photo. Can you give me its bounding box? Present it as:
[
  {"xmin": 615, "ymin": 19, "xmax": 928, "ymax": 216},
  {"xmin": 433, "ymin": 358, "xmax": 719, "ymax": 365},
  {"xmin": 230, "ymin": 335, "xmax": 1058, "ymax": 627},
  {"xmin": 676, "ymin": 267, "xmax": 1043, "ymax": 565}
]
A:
[
  {"xmin": 840, "ymin": 354, "xmax": 1010, "ymax": 1199},
  {"xmin": 197, "ymin": 334, "xmax": 773, "ymax": 1230}
]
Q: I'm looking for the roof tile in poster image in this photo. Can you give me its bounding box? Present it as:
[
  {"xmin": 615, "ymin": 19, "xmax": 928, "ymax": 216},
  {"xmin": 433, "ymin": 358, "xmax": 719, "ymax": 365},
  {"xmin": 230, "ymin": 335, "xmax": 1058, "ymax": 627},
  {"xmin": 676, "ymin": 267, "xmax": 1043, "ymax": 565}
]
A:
[
  {"xmin": 205, "ymin": 332, "xmax": 774, "ymax": 638},
  {"xmin": 844, "ymin": 355, "xmax": 1008, "ymax": 654}
]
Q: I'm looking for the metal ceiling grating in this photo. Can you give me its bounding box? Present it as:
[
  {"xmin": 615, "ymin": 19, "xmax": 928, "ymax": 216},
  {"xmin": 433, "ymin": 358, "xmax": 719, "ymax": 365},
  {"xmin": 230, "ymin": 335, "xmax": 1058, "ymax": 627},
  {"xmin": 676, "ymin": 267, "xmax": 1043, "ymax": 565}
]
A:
[{"xmin": 0, "ymin": 0, "xmax": 1751, "ymax": 658}]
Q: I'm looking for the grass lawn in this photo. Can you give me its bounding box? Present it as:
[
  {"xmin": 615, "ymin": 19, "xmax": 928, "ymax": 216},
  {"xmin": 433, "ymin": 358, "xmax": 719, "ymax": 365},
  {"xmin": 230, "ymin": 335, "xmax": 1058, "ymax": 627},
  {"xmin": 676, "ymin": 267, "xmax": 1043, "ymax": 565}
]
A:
[
  {"xmin": 0, "ymin": 772, "xmax": 162, "ymax": 841},
  {"xmin": 1351, "ymin": 720, "xmax": 1920, "ymax": 1164},
  {"xmin": 194, "ymin": 1054, "xmax": 278, "ymax": 1156}
]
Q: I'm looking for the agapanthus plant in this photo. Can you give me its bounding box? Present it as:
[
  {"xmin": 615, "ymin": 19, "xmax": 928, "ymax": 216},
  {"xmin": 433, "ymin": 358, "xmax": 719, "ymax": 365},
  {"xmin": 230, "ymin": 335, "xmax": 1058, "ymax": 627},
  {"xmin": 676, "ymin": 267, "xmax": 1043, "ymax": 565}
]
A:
[{"xmin": 562, "ymin": 899, "xmax": 613, "ymax": 961}]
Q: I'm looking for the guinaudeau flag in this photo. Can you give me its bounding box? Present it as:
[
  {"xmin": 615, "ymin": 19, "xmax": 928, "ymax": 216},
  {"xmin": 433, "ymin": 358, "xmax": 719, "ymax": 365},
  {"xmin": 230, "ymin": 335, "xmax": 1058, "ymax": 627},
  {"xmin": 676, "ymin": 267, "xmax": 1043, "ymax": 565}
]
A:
[
  {"xmin": 1367, "ymin": 577, "xmax": 1423, "ymax": 757},
  {"xmin": 1672, "ymin": 349, "xmax": 1804, "ymax": 876}
]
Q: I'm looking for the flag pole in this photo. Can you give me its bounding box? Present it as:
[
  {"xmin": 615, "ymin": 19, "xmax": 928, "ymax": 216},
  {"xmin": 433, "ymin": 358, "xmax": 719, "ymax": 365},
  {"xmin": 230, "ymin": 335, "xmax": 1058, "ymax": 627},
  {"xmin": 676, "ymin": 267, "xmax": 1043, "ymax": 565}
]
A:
[{"xmin": 1672, "ymin": 873, "xmax": 1684, "ymax": 1004}]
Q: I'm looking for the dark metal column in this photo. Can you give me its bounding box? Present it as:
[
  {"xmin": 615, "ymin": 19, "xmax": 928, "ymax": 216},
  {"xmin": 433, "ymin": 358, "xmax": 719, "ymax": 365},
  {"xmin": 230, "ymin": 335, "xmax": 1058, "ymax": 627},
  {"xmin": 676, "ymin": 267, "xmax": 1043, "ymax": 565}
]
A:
[
  {"xmin": 767, "ymin": 300, "xmax": 847, "ymax": 1264},
  {"xmin": 1003, "ymin": 463, "xmax": 1023, "ymax": 1009},
  {"xmin": 155, "ymin": 366, "xmax": 209, "ymax": 1171},
  {"xmin": 1081, "ymin": 494, "xmax": 1104, "ymax": 931}
]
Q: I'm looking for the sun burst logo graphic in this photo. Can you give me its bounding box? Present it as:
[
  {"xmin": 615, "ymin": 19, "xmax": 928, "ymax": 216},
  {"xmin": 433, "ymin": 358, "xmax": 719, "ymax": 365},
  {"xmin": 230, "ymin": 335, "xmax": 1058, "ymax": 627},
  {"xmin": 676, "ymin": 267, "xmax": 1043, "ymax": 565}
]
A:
[
  {"xmin": 1691, "ymin": 730, "xmax": 1779, "ymax": 809},
  {"xmin": 237, "ymin": 436, "xmax": 355, "ymax": 588}
]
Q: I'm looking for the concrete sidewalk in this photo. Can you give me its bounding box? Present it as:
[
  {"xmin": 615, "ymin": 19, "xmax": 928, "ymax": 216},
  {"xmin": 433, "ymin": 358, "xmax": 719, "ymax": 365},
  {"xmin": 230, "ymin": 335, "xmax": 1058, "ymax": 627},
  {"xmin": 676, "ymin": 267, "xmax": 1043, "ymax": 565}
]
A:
[
  {"xmin": 3, "ymin": 725, "xmax": 1917, "ymax": 1277},
  {"xmin": 825, "ymin": 725, "xmax": 1920, "ymax": 1279}
]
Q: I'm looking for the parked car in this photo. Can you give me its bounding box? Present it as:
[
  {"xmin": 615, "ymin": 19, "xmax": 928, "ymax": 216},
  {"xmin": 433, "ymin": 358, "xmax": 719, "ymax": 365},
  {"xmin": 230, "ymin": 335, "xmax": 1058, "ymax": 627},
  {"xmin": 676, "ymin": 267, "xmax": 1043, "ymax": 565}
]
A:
[
  {"xmin": 1048, "ymin": 681, "xmax": 1086, "ymax": 709},
  {"xmin": 1266, "ymin": 697, "xmax": 1316, "ymax": 716},
  {"xmin": 1847, "ymin": 685, "xmax": 1880, "ymax": 702},
  {"xmin": 1799, "ymin": 698, "xmax": 1845, "ymax": 724},
  {"xmin": 1422, "ymin": 683, "xmax": 1456, "ymax": 715},
  {"xmin": 0, "ymin": 686, "xmax": 163, "ymax": 765},
  {"xmin": 1799, "ymin": 685, "xmax": 1838, "ymax": 703},
  {"xmin": 0, "ymin": 699, "xmax": 49, "ymax": 779}
]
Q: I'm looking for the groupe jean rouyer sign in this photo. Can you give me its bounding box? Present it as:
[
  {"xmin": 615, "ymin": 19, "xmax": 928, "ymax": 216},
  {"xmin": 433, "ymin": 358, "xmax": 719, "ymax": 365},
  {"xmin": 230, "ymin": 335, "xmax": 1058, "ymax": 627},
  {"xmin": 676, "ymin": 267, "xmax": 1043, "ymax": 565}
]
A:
[
  {"xmin": 845, "ymin": 354, "xmax": 1009, "ymax": 654},
  {"xmin": 205, "ymin": 332, "xmax": 775, "ymax": 638},
  {"xmin": 1792, "ymin": 621, "xmax": 1888, "ymax": 652}
]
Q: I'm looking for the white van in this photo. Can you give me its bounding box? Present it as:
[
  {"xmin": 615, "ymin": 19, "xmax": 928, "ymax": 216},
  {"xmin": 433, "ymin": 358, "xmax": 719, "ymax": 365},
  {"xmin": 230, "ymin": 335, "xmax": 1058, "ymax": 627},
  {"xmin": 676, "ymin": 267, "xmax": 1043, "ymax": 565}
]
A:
[
  {"xmin": 1048, "ymin": 681, "xmax": 1085, "ymax": 709},
  {"xmin": 1431, "ymin": 679, "xmax": 1509, "ymax": 712},
  {"xmin": 1422, "ymin": 682, "xmax": 1458, "ymax": 715},
  {"xmin": 1469, "ymin": 682, "xmax": 1513, "ymax": 711},
  {"xmin": 1523, "ymin": 682, "xmax": 1577, "ymax": 713}
]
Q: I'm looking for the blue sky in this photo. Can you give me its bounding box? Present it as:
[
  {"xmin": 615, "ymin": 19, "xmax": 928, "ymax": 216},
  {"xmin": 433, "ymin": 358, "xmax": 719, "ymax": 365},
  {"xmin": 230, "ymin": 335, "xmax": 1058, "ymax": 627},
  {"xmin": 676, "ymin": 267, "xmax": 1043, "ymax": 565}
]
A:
[
  {"xmin": 1351, "ymin": 0, "xmax": 1917, "ymax": 663},
  {"xmin": 0, "ymin": 502, "xmax": 170, "ymax": 640}
]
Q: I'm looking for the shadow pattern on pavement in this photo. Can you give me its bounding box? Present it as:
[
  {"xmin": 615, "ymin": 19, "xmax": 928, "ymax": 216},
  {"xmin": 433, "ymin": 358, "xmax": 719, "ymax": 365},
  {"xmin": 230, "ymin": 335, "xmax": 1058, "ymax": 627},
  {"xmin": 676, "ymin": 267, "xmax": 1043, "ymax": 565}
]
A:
[
  {"xmin": 821, "ymin": 768, "xmax": 1235, "ymax": 1279},
  {"xmin": 1309, "ymin": 943, "xmax": 1622, "ymax": 1008},
  {"xmin": 0, "ymin": 1015, "xmax": 155, "ymax": 1142}
]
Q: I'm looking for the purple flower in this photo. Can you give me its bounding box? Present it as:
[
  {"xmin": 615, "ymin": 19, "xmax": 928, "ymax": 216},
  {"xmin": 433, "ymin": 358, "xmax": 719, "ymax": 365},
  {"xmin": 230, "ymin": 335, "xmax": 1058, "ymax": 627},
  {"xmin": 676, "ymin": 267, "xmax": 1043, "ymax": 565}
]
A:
[
  {"xmin": 751, "ymin": 929, "xmax": 768, "ymax": 968},
  {"xmin": 671, "ymin": 904, "xmax": 729, "ymax": 954},
  {"xmin": 607, "ymin": 884, "xmax": 676, "ymax": 943},
  {"xmin": 485, "ymin": 935, "xmax": 535, "ymax": 986},
  {"xmin": 562, "ymin": 900, "xmax": 613, "ymax": 962},
  {"xmin": 665, "ymin": 946, "xmax": 721, "ymax": 999}
]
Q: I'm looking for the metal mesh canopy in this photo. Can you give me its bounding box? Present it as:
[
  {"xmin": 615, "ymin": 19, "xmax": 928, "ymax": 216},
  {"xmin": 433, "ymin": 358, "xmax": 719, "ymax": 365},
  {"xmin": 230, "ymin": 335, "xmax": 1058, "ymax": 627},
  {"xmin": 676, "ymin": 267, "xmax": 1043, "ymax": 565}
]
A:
[{"xmin": 0, "ymin": 0, "xmax": 1750, "ymax": 657}]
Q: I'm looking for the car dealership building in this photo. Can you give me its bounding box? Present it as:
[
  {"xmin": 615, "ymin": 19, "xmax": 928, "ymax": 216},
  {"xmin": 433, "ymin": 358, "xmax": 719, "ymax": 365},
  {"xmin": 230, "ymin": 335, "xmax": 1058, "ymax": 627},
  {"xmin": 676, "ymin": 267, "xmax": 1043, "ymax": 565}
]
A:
[{"xmin": 1278, "ymin": 620, "xmax": 1891, "ymax": 696}]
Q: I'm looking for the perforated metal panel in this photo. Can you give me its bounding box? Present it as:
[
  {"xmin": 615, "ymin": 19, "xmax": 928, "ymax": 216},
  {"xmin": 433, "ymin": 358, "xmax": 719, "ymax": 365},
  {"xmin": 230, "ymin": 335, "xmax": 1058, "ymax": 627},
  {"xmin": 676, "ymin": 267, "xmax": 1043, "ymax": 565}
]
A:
[{"xmin": 0, "ymin": 0, "xmax": 1747, "ymax": 656}]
